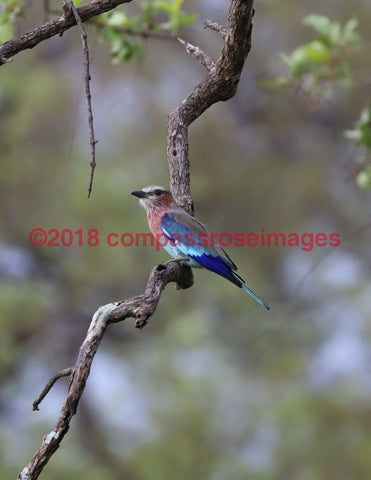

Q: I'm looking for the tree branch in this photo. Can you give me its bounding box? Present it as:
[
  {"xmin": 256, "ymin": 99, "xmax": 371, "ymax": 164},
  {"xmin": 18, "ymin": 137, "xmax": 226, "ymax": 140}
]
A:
[
  {"xmin": 63, "ymin": 0, "xmax": 98, "ymax": 198},
  {"xmin": 18, "ymin": 1, "xmax": 255, "ymax": 478},
  {"xmin": 204, "ymin": 19, "xmax": 228, "ymax": 39},
  {"xmin": 167, "ymin": 0, "xmax": 254, "ymax": 214},
  {"xmin": 32, "ymin": 368, "xmax": 74, "ymax": 412},
  {"xmin": 19, "ymin": 262, "xmax": 193, "ymax": 480},
  {"xmin": 177, "ymin": 37, "xmax": 215, "ymax": 72},
  {"xmin": 0, "ymin": 0, "xmax": 133, "ymax": 66}
]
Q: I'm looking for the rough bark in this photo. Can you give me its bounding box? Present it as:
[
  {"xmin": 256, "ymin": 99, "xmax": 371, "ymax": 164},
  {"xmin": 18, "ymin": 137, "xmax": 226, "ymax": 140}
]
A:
[
  {"xmin": 168, "ymin": 0, "xmax": 253, "ymax": 215},
  {"xmin": 0, "ymin": 0, "xmax": 133, "ymax": 65},
  {"xmin": 16, "ymin": 1, "xmax": 255, "ymax": 478}
]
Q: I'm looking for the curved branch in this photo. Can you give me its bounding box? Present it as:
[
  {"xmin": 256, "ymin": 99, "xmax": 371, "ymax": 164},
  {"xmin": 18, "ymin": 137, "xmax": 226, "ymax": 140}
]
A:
[
  {"xmin": 168, "ymin": 0, "xmax": 254, "ymax": 214},
  {"xmin": 32, "ymin": 368, "xmax": 74, "ymax": 412},
  {"xmin": 0, "ymin": 0, "xmax": 133, "ymax": 66},
  {"xmin": 18, "ymin": 262, "xmax": 193, "ymax": 480},
  {"xmin": 18, "ymin": 1, "xmax": 254, "ymax": 478}
]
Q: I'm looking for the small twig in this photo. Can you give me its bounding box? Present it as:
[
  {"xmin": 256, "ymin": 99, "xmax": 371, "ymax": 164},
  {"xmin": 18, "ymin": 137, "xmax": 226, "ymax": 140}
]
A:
[
  {"xmin": 35, "ymin": 11, "xmax": 178, "ymax": 42},
  {"xmin": 177, "ymin": 37, "xmax": 215, "ymax": 72},
  {"xmin": 89, "ymin": 18, "xmax": 177, "ymax": 41},
  {"xmin": 32, "ymin": 368, "xmax": 74, "ymax": 411},
  {"xmin": 204, "ymin": 19, "xmax": 227, "ymax": 39},
  {"xmin": 64, "ymin": 0, "xmax": 97, "ymax": 198}
]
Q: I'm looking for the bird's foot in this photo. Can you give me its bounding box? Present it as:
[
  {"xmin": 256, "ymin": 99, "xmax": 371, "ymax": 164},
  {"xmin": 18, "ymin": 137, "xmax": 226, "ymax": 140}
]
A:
[{"xmin": 163, "ymin": 257, "xmax": 190, "ymax": 266}]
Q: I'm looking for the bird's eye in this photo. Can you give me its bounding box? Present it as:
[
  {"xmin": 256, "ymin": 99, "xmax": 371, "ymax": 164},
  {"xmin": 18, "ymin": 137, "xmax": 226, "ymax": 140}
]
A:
[{"xmin": 154, "ymin": 189, "xmax": 163, "ymax": 196}]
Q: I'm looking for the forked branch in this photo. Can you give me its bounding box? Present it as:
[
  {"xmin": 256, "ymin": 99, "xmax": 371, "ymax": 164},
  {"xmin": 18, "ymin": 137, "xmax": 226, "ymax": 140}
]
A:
[
  {"xmin": 19, "ymin": 262, "xmax": 193, "ymax": 480},
  {"xmin": 17, "ymin": 1, "xmax": 254, "ymax": 478},
  {"xmin": 168, "ymin": 0, "xmax": 254, "ymax": 214}
]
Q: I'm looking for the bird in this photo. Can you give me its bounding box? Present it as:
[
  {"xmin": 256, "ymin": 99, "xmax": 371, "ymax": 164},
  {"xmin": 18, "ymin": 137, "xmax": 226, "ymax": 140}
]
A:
[{"xmin": 131, "ymin": 186, "xmax": 270, "ymax": 310}]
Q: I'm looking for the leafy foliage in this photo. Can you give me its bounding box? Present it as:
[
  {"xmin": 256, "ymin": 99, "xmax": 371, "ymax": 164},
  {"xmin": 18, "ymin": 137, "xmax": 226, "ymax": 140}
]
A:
[
  {"xmin": 0, "ymin": 0, "xmax": 196, "ymax": 63},
  {"xmin": 265, "ymin": 13, "xmax": 371, "ymax": 190},
  {"xmin": 356, "ymin": 165, "xmax": 371, "ymax": 190},
  {"xmin": 96, "ymin": 0, "xmax": 196, "ymax": 63},
  {"xmin": 346, "ymin": 107, "xmax": 371, "ymax": 190},
  {"xmin": 266, "ymin": 15, "xmax": 360, "ymax": 97},
  {"xmin": 346, "ymin": 106, "xmax": 371, "ymax": 150},
  {"xmin": 151, "ymin": 0, "xmax": 197, "ymax": 33},
  {"xmin": 0, "ymin": 0, "xmax": 24, "ymax": 42}
]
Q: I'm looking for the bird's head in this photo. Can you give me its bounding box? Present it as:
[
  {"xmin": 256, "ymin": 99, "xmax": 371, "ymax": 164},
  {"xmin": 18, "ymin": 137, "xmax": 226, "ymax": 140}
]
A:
[{"xmin": 131, "ymin": 186, "xmax": 175, "ymax": 211}]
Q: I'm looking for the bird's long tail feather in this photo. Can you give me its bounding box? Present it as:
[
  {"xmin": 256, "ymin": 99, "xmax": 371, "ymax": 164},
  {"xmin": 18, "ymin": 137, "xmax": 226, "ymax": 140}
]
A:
[
  {"xmin": 231, "ymin": 271, "xmax": 270, "ymax": 310},
  {"xmin": 241, "ymin": 282, "xmax": 271, "ymax": 310},
  {"xmin": 187, "ymin": 252, "xmax": 271, "ymax": 311}
]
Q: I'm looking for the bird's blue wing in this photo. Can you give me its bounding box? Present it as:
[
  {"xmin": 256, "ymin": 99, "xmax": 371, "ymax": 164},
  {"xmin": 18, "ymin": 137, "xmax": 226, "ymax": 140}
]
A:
[
  {"xmin": 161, "ymin": 210, "xmax": 270, "ymax": 310},
  {"xmin": 161, "ymin": 211, "xmax": 238, "ymax": 281}
]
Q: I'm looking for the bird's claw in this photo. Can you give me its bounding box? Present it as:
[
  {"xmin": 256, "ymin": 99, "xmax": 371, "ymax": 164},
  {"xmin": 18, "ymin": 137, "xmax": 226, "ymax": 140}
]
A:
[{"xmin": 165, "ymin": 257, "xmax": 190, "ymax": 266}]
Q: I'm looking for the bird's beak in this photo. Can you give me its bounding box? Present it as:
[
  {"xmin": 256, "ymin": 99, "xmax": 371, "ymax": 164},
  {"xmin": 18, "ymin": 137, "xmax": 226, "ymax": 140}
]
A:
[{"xmin": 131, "ymin": 190, "xmax": 147, "ymax": 198}]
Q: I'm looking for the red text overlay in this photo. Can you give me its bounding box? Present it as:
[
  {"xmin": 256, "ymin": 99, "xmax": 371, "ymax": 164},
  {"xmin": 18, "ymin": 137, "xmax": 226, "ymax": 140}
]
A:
[{"xmin": 29, "ymin": 228, "xmax": 341, "ymax": 252}]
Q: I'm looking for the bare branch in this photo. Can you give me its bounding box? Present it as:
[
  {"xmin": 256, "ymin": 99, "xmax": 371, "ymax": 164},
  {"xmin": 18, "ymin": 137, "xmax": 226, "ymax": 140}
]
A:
[
  {"xmin": 89, "ymin": 17, "xmax": 177, "ymax": 41},
  {"xmin": 177, "ymin": 37, "xmax": 215, "ymax": 72},
  {"xmin": 63, "ymin": 0, "xmax": 97, "ymax": 198},
  {"xmin": 168, "ymin": 0, "xmax": 254, "ymax": 214},
  {"xmin": 204, "ymin": 19, "xmax": 227, "ymax": 39},
  {"xmin": 18, "ymin": 261, "xmax": 193, "ymax": 480},
  {"xmin": 32, "ymin": 368, "xmax": 74, "ymax": 411},
  {"xmin": 0, "ymin": 0, "xmax": 133, "ymax": 66},
  {"xmin": 18, "ymin": 1, "xmax": 255, "ymax": 478}
]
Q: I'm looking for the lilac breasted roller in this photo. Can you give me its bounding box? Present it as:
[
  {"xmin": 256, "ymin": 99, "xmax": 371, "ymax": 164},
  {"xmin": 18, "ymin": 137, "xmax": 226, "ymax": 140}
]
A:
[{"xmin": 131, "ymin": 186, "xmax": 270, "ymax": 310}]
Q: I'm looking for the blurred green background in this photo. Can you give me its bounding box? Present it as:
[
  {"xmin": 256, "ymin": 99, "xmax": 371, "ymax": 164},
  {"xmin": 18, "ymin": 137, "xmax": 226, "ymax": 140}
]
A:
[{"xmin": 1, "ymin": 1, "xmax": 371, "ymax": 479}]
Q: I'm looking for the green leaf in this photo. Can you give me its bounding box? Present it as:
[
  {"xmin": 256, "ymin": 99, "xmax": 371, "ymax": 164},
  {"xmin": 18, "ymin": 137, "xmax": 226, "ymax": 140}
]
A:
[
  {"xmin": 140, "ymin": 2, "xmax": 156, "ymax": 25},
  {"xmin": 0, "ymin": 20, "xmax": 13, "ymax": 43},
  {"xmin": 269, "ymin": 13, "xmax": 361, "ymax": 102},
  {"xmin": 97, "ymin": 0, "xmax": 196, "ymax": 64},
  {"xmin": 343, "ymin": 18, "xmax": 361, "ymax": 45},
  {"xmin": 105, "ymin": 11, "xmax": 128, "ymax": 27},
  {"xmin": 356, "ymin": 165, "xmax": 371, "ymax": 190},
  {"xmin": 303, "ymin": 14, "xmax": 333, "ymax": 37},
  {"xmin": 303, "ymin": 40, "xmax": 332, "ymax": 63},
  {"xmin": 287, "ymin": 41, "xmax": 331, "ymax": 78},
  {"xmin": 110, "ymin": 35, "xmax": 142, "ymax": 64},
  {"xmin": 346, "ymin": 107, "xmax": 371, "ymax": 149},
  {"xmin": 0, "ymin": 0, "xmax": 24, "ymax": 42},
  {"xmin": 303, "ymin": 14, "xmax": 360, "ymax": 48},
  {"xmin": 152, "ymin": 0, "xmax": 196, "ymax": 33}
]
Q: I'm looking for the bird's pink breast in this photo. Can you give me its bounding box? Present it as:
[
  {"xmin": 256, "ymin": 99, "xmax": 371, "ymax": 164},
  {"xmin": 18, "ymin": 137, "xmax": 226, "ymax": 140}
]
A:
[{"xmin": 147, "ymin": 207, "xmax": 166, "ymax": 236}]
